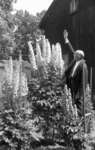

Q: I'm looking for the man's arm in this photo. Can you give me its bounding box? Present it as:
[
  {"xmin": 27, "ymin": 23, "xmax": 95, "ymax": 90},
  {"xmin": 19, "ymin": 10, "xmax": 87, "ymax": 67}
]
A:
[
  {"xmin": 63, "ymin": 30, "xmax": 75, "ymax": 54},
  {"xmin": 27, "ymin": 41, "xmax": 33, "ymax": 49}
]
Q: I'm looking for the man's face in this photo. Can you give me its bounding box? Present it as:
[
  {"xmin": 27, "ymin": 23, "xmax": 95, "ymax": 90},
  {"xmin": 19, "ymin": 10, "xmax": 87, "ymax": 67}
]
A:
[{"xmin": 74, "ymin": 53, "xmax": 82, "ymax": 61}]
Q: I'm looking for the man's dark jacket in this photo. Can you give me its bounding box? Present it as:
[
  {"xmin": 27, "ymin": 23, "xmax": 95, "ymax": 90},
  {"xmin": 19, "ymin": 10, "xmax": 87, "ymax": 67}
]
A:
[{"xmin": 64, "ymin": 59, "xmax": 88, "ymax": 116}]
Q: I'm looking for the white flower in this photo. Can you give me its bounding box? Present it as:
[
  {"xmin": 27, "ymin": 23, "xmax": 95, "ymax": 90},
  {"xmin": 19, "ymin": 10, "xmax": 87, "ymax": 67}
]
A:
[
  {"xmin": 41, "ymin": 35, "xmax": 47, "ymax": 59},
  {"xmin": 51, "ymin": 44, "xmax": 57, "ymax": 67},
  {"xmin": 13, "ymin": 61, "xmax": 20, "ymax": 97},
  {"xmin": 28, "ymin": 41, "xmax": 37, "ymax": 70},
  {"xmin": 45, "ymin": 39, "xmax": 51, "ymax": 64},
  {"xmin": 20, "ymin": 72, "xmax": 28, "ymax": 97},
  {"xmin": 55, "ymin": 43, "xmax": 65, "ymax": 75},
  {"xmin": 5, "ymin": 56, "xmax": 13, "ymax": 85},
  {"xmin": 36, "ymin": 42, "xmax": 45, "ymax": 67}
]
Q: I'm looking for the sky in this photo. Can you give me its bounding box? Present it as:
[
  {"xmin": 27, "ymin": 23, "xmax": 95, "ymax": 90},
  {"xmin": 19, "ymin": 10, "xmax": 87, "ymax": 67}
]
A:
[{"xmin": 14, "ymin": 0, "xmax": 53, "ymax": 15}]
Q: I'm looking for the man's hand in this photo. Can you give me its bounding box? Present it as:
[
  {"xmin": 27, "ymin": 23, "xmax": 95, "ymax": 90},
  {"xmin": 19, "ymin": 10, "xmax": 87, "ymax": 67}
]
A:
[
  {"xmin": 63, "ymin": 30, "xmax": 69, "ymax": 44},
  {"xmin": 28, "ymin": 41, "xmax": 32, "ymax": 47}
]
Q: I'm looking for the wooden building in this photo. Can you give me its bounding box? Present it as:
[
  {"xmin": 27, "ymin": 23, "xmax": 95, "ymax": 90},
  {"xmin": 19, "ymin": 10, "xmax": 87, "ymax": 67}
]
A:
[{"xmin": 40, "ymin": 0, "xmax": 95, "ymax": 89}]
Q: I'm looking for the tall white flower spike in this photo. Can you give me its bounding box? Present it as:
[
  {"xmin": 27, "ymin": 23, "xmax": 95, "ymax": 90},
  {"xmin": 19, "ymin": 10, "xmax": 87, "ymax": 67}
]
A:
[
  {"xmin": 45, "ymin": 39, "xmax": 51, "ymax": 64},
  {"xmin": 55, "ymin": 43, "xmax": 65, "ymax": 75},
  {"xmin": 51, "ymin": 44, "xmax": 57, "ymax": 68},
  {"xmin": 28, "ymin": 41, "xmax": 37, "ymax": 70},
  {"xmin": 13, "ymin": 61, "xmax": 20, "ymax": 97},
  {"xmin": 36, "ymin": 42, "xmax": 44, "ymax": 67},
  {"xmin": 41, "ymin": 35, "xmax": 47, "ymax": 59},
  {"xmin": 20, "ymin": 72, "xmax": 28, "ymax": 97},
  {"xmin": 5, "ymin": 56, "xmax": 13, "ymax": 86}
]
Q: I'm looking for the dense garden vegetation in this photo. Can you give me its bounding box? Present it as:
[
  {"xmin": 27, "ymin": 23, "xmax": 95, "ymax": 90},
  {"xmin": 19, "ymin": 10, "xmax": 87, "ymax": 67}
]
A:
[
  {"xmin": 0, "ymin": 0, "xmax": 95, "ymax": 150},
  {"xmin": 0, "ymin": 37, "xmax": 94, "ymax": 150}
]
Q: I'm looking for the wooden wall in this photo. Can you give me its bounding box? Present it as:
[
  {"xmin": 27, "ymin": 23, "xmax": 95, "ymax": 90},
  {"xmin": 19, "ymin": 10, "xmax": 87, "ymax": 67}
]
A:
[{"xmin": 40, "ymin": 0, "xmax": 95, "ymax": 88}]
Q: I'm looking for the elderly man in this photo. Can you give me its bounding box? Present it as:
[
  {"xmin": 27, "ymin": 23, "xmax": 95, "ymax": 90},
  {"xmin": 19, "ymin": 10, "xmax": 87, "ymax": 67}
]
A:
[{"xmin": 63, "ymin": 30, "xmax": 88, "ymax": 116}]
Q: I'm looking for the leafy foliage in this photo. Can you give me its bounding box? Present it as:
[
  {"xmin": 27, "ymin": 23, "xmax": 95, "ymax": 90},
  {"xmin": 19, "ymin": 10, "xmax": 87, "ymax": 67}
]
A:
[
  {"xmin": 0, "ymin": 1, "xmax": 94, "ymax": 149},
  {"xmin": 13, "ymin": 10, "xmax": 45, "ymax": 60},
  {"xmin": 28, "ymin": 64, "xmax": 86, "ymax": 149},
  {"xmin": 0, "ymin": 0, "xmax": 16, "ymax": 11},
  {"xmin": 27, "ymin": 39, "xmax": 94, "ymax": 149},
  {"xmin": 0, "ymin": 0, "xmax": 46, "ymax": 60},
  {"xmin": 0, "ymin": 36, "xmax": 93, "ymax": 149},
  {"xmin": 0, "ymin": 0, "xmax": 17, "ymax": 59},
  {"xmin": 0, "ymin": 81, "xmax": 43, "ymax": 150}
]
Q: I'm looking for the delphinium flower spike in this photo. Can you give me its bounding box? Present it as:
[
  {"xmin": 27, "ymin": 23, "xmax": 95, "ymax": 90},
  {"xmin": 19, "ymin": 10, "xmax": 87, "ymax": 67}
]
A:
[{"xmin": 28, "ymin": 41, "xmax": 37, "ymax": 70}]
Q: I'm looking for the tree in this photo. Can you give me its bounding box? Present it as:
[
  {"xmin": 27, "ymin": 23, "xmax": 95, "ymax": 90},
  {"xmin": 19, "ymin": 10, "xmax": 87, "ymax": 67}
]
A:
[
  {"xmin": 0, "ymin": 0, "xmax": 46, "ymax": 60},
  {"xmin": 0, "ymin": 0, "xmax": 17, "ymax": 59},
  {"xmin": 13, "ymin": 10, "xmax": 46, "ymax": 60},
  {"xmin": 0, "ymin": 0, "xmax": 17, "ymax": 11}
]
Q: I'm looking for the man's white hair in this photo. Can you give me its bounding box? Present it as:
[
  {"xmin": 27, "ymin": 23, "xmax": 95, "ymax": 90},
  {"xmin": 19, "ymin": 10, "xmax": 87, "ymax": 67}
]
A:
[{"xmin": 75, "ymin": 50, "xmax": 85, "ymax": 57}]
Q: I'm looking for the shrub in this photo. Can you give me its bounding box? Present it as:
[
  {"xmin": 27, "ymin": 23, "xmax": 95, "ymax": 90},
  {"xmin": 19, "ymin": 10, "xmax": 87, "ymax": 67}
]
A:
[
  {"xmin": 0, "ymin": 38, "xmax": 93, "ymax": 150},
  {"xmin": 0, "ymin": 81, "xmax": 43, "ymax": 150}
]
